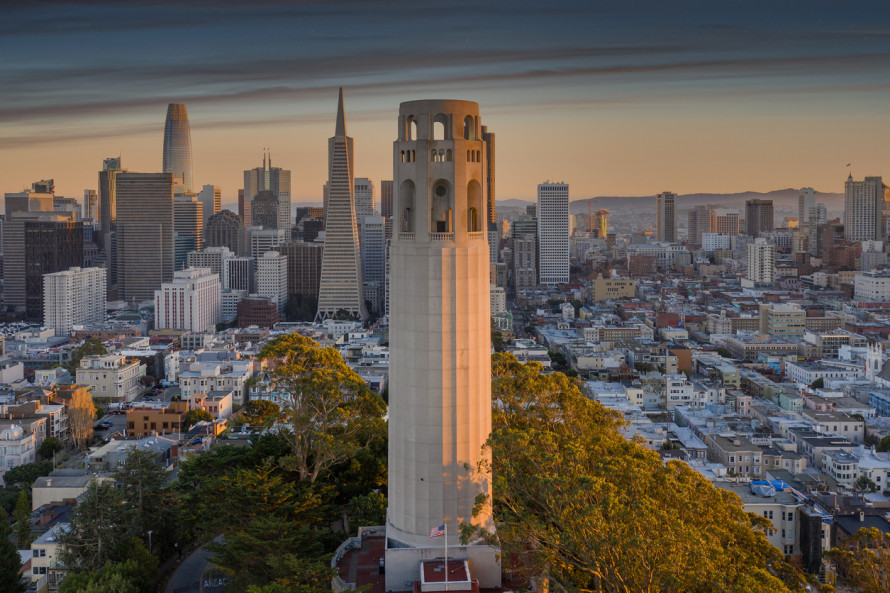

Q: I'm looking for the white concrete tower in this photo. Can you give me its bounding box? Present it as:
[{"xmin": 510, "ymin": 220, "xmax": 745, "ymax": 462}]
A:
[
  {"xmin": 316, "ymin": 88, "xmax": 368, "ymax": 321},
  {"xmin": 386, "ymin": 100, "xmax": 500, "ymax": 590}
]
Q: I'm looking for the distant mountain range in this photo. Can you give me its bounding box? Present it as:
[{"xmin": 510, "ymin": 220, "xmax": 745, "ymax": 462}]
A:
[{"xmin": 497, "ymin": 188, "xmax": 844, "ymax": 214}]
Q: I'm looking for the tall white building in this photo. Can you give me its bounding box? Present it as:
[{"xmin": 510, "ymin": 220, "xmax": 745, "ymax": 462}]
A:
[
  {"xmin": 354, "ymin": 177, "xmax": 376, "ymax": 220},
  {"xmin": 187, "ymin": 246, "xmax": 234, "ymax": 287},
  {"xmin": 196, "ymin": 184, "xmax": 221, "ymax": 227},
  {"xmin": 255, "ymin": 250, "xmax": 288, "ymax": 314},
  {"xmin": 316, "ymin": 89, "xmax": 367, "ymax": 321},
  {"xmin": 844, "ymin": 175, "xmax": 883, "ymax": 242},
  {"xmin": 387, "ymin": 99, "xmax": 499, "ymax": 590},
  {"xmin": 656, "ymin": 191, "xmax": 677, "ymax": 242},
  {"xmin": 798, "ymin": 187, "xmax": 815, "ymax": 225},
  {"xmin": 154, "ymin": 267, "xmax": 221, "ymax": 332},
  {"xmin": 43, "ymin": 267, "xmax": 107, "ymax": 337},
  {"xmin": 248, "ymin": 227, "xmax": 287, "ymax": 259},
  {"xmin": 747, "ymin": 238, "xmax": 775, "ymax": 285},
  {"xmin": 537, "ymin": 181, "xmax": 569, "ymax": 285}
]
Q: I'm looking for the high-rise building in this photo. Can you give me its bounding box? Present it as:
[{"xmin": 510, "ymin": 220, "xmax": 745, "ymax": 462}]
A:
[
  {"xmin": 2, "ymin": 186, "xmax": 83, "ymax": 318},
  {"xmin": 187, "ymin": 246, "xmax": 234, "ymax": 286},
  {"xmin": 513, "ymin": 233, "xmax": 537, "ymax": 292},
  {"xmin": 225, "ymin": 257, "xmax": 255, "ymax": 293},
  {"xmin": 710, "ymin": 208, "xmax": 740, "ymax": 235},
  {"xmin": 482, "ymin": 125, "xmax": 496, "ymax": 229},
  {"xmin": 687, "ymin": 205, "xmax": 710, "ymax": 245},
  {"xmin": 83, "ymin": 190, "xmax": 98, "ymax": 221},
  {"xmin": 745, "ymin": 199, "xmax": 774, "ymax": 237},
  {"xmin": 359, "ymin": 215, "xmax": 386, "ymax": 313},
  {"xmin": 250, "ymin": 190, "xmax": 280, "ymax": 229},
  {"xmin": 808, "ymin": 204, "xmax": 829, "ymax": 257},
  {"xmin": 196, "ymin": 184, "xmax": 221, "ymax": 227},
  {"xmin": 97, "ymin": 157, "xmax": 123, "ymax": 254},
  {"xmin": 537, "ymin": 182, "xmax": 569, "ymax": 285},
  {"xmin": 255, "ymin": 251, "xmax": 288, "ymax": 314},
  {"xmin": 316, "ymin": 89, "xmax": 367, "ymax": 321},
  {"xmin": 386, "ymin": 99, "xmax": 499, "ymax": 590},
  {"xmin": 798, "ymin": 187, "xmax": 816, "ymax": 225},
  {"xmin": 162, "ymin": 103, "xmax": 194, "ymax": 195},
  {"xmin": 116, "ymin": 172, "xmax": 175, "ymax": 303},
  {"xmin": 655, "ymin": 191, "xmax": 677, "ymax": 242},
  {"xmin": 844, "ymin": 175, "xmax": 883, "ymax": 242},
  {"xmin": 380, "ymin": 180, "xmax": 394, "ymax": 219},
  {"xmin": 747, "ymin": 238, "xmax": 775, "ymax": 285},
  {"xmin": 280, "ymin": 240, "xmax": 323, "ymax": 300},
  {"xmin": 154, "ymin": 267, "xmax": 220, "ymax": 332},
  {"xmin": 354, "ymin": 177, "xmax": 375, "ymax": 220},
  {"xmin": 248, "ymin": 227, "xmax": 286, "ymax": 259},
  {"xmin": 205, "ymin": 209, "xmax": 246, "ymax": 256},
  {"xmin": 593, "ymin": 209, "xmax": 608, "ymax": 239},
  {"xmin": 43, "ymin": 267, "xmax": 107, "ymax": 337},
  {"xmin": 241, "ymin": 151, "xmax": 291, "ymax": 230},
  {"xmin": 174, "ymin": 194, "xmax": 203, "ymax": 270}
]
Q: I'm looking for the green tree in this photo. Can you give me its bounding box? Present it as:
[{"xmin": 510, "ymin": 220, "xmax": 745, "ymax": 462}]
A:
[
  {"xmin": 715, "ymin": 347, "xmax": 732, "ymax": 358},
  {"xmin": 58, "ymin": 480, "xmax": 136, "ymax": 572},
  {"xmin": 811, "ymin": 377, "xmax": 824, "ymax": 389},
  {"xmin": 3, "ymin": 460, "xmax": 53, "ymax": 489},
  {"xmin": 38, "ymin": 436, "xmax": 63, "ymax": 459},
  {"xmin": 856, "ymin": 475, "xmax": 879, "ymax": 493},
  {"xmin": 347, "ymin": 491, "xmax": 387, "ymax": 534},
  {"xmin": 66, "ymin": 337, "xmax": 108, "ymax": 375},
  {"xmin": 877, "ymin": 435, "xmax": 890, "ymax": 453},
  {"xmin": 284, "ymin": 294, "xmax": 318, "ymax": 322},
  {"xmin": 468, "ymin": 353, "xmax": 810, "ymax": 593},
  {"xmin": 13, "ymin": 490, "xmax": 31, "ymax": 548},
  {"xmin": 239, "ymin": 399, "xmax": 282, "ymax": 428},
  {"xmin": 246, "ymin": 555, "xmax": 336, "ymax": 593},
  {"xmin": 825, "ymin": 527, "xmax": 890, "ymax": 593},
  {"xmin": 112, "ymin": 448, "xmax": 177, "ymax": 557},
  {"xmin": 0, "ymin": 510, "xmax": 27, "ymax": 593},
  {"xmin": 491, "ymin": 320, "xmax": 505, "ymax": 353},
  {"xmin": 258, "ymin": 333, "xmax": 386, "ymax": 483},
  {"xmin": 182, "ymin": 408, "xmax": 214, "ymax": 431}
]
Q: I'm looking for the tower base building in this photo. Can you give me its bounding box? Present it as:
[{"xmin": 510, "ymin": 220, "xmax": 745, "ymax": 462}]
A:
[{"xmin": 385, "ymin": 99, "xmax": 500, "ymax": 591}]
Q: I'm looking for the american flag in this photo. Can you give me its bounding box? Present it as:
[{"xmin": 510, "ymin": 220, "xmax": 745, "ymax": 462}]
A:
[{"xmin": 429, "ymin": 524, "xmax": 445, "ymax": 538}]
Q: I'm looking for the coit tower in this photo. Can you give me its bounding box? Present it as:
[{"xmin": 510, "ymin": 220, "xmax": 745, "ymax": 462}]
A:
[{"xmin": 386, "ymin": 100, "xmax": 500, "ymax": 589}]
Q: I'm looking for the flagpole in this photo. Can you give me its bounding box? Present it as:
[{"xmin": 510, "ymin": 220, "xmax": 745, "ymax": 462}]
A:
[{"xmin": 444, "ymin": 522, "xmax": 448, "ymax": 592}]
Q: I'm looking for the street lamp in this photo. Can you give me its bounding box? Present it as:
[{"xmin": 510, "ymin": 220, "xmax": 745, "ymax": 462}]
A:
[{"xmin": 147, "ymin": 530, "xmax": 153, "ymax": 554}]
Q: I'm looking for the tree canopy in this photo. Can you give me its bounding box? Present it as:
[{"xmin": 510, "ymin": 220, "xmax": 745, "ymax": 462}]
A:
[
  {"xmin": 182, "ymin": 408, "xmax": 214, "ymax": 431},
  {"xmin": 257, "ymin": 333, "xmax": 386, "ymax": 483},
  {"xmin": 66, "ymin": 338, "xmax": 107, "ymax": 375},
  {"xmin": 467, "ymin": 353, "xmax": 811, "ymax": 593},
  {"xmin": 0, "ymin": 510, "xmax": 27, "ymax": 593},
  {"xmin": 826, "ymin": 527, "xmax": 890, "ymax": 593}
]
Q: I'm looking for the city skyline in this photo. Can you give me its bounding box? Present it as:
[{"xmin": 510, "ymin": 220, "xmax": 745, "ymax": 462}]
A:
[{"xmin": 2, "ymin": 1, "xmax": 890, "ymax": 202}]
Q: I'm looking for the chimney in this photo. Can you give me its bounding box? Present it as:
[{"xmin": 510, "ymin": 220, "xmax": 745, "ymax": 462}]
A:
[{"xmin": 859, "ymin": 511, "xmax": 865, "ymax": 522}]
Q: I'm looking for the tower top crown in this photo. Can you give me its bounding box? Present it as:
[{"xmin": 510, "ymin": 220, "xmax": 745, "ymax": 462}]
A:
[{"xmin": 335, "ymin": 87, "xmax": 347, "ymax": 137}]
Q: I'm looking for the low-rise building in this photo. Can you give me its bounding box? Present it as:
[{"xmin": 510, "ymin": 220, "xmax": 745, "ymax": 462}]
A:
[
  {"xmin": 126, "ymin": 400, "xmax": 190, "ymax": 438},
  {"xmin": 708, "ymin": 434, "xmax": 763, "ymax": 477},
  {"xmin": 30, "ymin": 522, "xmax": 68, "ymax": 590},
  {"xmin": 0, "ymin": 424, "xmax": 37, "ymax": 485},
  {"xmin": 76, "ymin": 354, "xmax": 145, "ymax": 402}
]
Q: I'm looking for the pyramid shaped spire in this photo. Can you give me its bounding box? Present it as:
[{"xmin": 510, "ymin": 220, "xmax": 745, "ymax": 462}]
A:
[{"xmin": 335, "ymin": 87, "xmax": 347, "ymax": 137}]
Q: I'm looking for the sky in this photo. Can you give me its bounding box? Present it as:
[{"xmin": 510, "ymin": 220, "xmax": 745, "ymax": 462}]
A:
[{"xmin": 2, "ymin": 0, "xmax": 890, "ymax": 204}]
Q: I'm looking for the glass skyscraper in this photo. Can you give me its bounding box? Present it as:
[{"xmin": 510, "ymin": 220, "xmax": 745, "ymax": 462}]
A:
[{"xmin": 162, "ymin": 103, "xmax": 194, "ymax": 195}]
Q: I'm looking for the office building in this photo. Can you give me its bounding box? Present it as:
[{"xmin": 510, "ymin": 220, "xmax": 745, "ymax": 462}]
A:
[
  {"xmin": 280, "ymin": 240, "xmax": 323, "ymax": 299},
  {"xmin": 83, "ymin": 190, "xmax": 98, "ymax": 221},
  {"xmin": 380, "ymin": 180, "xmax": 393, "ymax": 219},
  {"xmin": 798, "ymin": 188, "xmax": 816, "ymax": 225},
  {"xmin": 255, "ymin": 251, "xmax": 288, "ymax": 314},
  {"xmin": 174, "ymin": 194, "xmax": 203, "ymax": 270},
  {"xmin": 537, "ymin": 182, "xmax": 569, "ymax": 285},
  {"xmin": 747, "ymin": 238, "xmax": 775, "ymax": 285},
  {"xmin": 360, "ymin": 215, "xmax": 386, "ymax": 312},
  {"xmin": 687, "ymin": 205, "xmax": 710, "ymax": 245},
  {"xmin": 196, "ymin": 184, "xmax": 221, "ymax": 227},
  {"xmin": 236, "ymin": 296, "xmax": 279, "ymax": 328},
  {"xmin": 513, "ymin": 234, "xmax": 537, "ymax": 292},
  {"xmin": 710, "ymin": 208, "xmax": 740, "ymax": 235},
  {"xmin": 205, "ymin": 209, "xmax": 246, "ymax": 256},
  {"xmin": 162, "ymin": 103, "xmax": 194, "ymax": 195},
  {"xmin": 188, "ymin": 246, "xmax": 234, "ymax": 286},
  {"xmin": 97, "ymin": 157, "xmax": 122, "ymax": 265},
  {"xmin": 593, "ymin": 209, "xmax": 608, "ymax": 238},
  {"xmin": 116, "ymin": 172, "xmax": 175, "ymax": 303},
  {"xmin": 656, "ymin": 191, "xmax": 677, "ymax": 242},
  {"xmin": 354, "ymin": 177, "xmax": 375, "ymax": 219},
  {"xmin": 154, "ymin": 267, "xmax": 221, "ymax": 333},
  {"xmin": 241, "ymin": 151, "xmax": 291, "ymax": 230},
  {"xmin": 316, "ymin": 89, "xmax": 367, "ymax": 320},
  {"xmin": 844, "ymin": 175, "xmax": 883, "ymax": 242},
  {"xmin": 745, "ymin": 199, "xmax": 774, "ymax": 236},
  {"xmin": 43, "ymin": 267, "xmax": 107, "ymax": 337},
  {"xmin": 225, "ymin": 256, "xmax": 255, "ymax": 293},
  {"xmin": 387, "ymin": 99, "xmax": 499, "ymax": 589},
  {"xmin": 250, "ymin": 190, "xmax": 280, "ymax": 229},
  {"xmin": 249, "ymin": 227, "xmax": 286, "ymax": 259}
]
